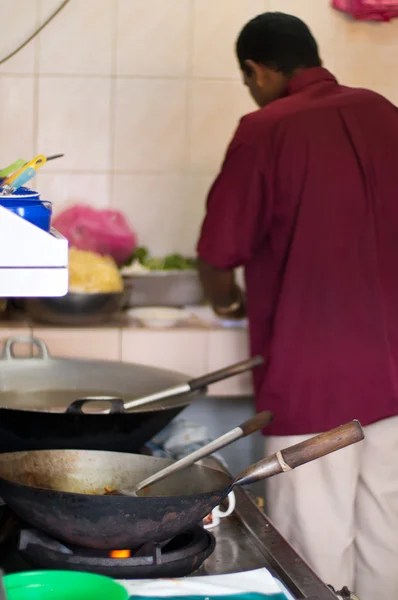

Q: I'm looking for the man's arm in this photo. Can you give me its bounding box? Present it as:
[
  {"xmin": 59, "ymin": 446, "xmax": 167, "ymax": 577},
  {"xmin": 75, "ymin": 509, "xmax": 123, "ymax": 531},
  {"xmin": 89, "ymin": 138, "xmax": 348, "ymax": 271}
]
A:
[
  {"xmin": 197, "ymin": 258, "xmax": 246, "ymax": 319},
  {"xmin": 196, "ymin": 114, "xmax": 271, "ymax": 317}
]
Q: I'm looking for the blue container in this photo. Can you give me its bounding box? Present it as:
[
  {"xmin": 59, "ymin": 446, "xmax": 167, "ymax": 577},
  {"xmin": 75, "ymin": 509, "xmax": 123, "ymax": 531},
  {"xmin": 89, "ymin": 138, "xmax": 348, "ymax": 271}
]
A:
[
  {"xmin": 0, "ymin": 187, "xmax": 52, "ymax": 232},
  {"xmin": 8, "ymin": 186, "xmax": 40, "ymax": 199}
]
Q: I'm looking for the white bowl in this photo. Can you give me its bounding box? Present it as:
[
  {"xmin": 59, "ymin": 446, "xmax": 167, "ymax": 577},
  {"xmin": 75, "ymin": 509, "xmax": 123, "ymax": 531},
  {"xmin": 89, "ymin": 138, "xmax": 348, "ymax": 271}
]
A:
[{"xmin": 128, "ymin": 307, "xmax": 190, "ymax": 328}]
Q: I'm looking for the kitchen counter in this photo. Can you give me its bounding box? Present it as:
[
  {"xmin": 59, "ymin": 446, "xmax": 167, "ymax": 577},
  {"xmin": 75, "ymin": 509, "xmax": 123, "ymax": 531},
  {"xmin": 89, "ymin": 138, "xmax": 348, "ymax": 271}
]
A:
[
  {"xmin": 0, "ymin": 311, "xmax": 252, "ymax": 396},
  {"xmin": 193, "ymin": 457, "xmax": 337, "ymax": 599},
  {"xmin": 117, "ymin": 456, "xmax": 337, "ymax": 599}
]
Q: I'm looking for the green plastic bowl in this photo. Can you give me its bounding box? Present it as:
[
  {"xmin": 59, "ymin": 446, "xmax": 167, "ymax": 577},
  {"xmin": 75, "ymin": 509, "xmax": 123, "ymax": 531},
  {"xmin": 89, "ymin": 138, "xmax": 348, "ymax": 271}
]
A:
[{"xmin": 4, "ymin": 570, "xmax": 129, "ymax": 600}]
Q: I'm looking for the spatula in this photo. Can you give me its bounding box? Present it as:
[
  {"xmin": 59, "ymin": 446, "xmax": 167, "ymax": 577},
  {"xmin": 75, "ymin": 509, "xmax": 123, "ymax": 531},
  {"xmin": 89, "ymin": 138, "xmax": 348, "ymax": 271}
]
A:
[{"xmin": 115, "ymin": 410, "xmax": 273, "ymax": 496}]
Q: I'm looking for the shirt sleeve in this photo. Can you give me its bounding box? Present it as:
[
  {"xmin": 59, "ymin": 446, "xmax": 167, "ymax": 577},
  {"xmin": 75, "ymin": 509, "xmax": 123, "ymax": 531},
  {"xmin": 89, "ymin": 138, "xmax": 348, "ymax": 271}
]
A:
[{"xmin": 197, "ymin": 114, "xmax": 271, "ymax": 270}]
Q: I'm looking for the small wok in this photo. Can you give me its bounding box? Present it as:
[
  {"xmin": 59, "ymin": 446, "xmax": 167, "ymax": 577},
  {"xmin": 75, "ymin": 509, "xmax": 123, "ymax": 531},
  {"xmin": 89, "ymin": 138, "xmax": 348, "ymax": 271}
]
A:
[{"xmin": 0, "ymin": 420, "xmax": 364, "ymax": 549}]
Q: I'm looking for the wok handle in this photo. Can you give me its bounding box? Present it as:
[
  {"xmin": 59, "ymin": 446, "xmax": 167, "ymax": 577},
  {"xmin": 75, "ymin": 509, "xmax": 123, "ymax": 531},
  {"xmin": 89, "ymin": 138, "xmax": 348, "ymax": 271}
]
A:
[
  {"xmin": 66, "ymin": 397, "xmax": 126, "ymax": 414},
  {"xmin": 232, "ymin": 420, "xmax": 364, "ymax": 487},
  {"xmin": 1, "ymin": 336, "xmax": 50, "ymax": 360},
  {"xmin": 188, "ymin": 356, "xmax": 264, "ymax": 391},
  {"xmin": 123, "ymin": 356, "xmax": 264, "ymax": 411}
]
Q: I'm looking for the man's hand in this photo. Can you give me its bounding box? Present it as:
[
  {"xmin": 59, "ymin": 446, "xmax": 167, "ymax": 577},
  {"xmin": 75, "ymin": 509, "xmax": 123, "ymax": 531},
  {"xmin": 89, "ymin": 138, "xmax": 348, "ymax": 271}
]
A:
[{"xmin": 197, "ymin": 257, "xmax": 247, "ymax": 320}]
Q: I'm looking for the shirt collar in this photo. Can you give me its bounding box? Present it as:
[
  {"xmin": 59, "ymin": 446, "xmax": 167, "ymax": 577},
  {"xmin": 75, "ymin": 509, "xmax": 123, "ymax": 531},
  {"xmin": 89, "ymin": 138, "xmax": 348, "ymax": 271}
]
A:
[{"xmin": 282, "ymin": 67, "xmax": 338, "ymax": 97}]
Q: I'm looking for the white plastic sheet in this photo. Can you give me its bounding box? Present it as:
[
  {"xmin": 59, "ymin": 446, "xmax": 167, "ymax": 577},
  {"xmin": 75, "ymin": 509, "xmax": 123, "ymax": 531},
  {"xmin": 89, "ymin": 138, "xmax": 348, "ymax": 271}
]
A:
[{"xmin": 120, "ymin": 568, "xmax": 294, "ymax": 599}]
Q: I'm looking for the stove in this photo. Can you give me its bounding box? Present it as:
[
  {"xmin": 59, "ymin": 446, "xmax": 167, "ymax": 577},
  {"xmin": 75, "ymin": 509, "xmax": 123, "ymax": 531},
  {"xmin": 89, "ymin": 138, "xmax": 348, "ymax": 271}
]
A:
[
  {"xmin": 0, "ymin": 508, "xmax": 215, "ymax": 579},
  {"xmin": 0, "ymin": 457, "xmax": 339, "ymax": 599}
]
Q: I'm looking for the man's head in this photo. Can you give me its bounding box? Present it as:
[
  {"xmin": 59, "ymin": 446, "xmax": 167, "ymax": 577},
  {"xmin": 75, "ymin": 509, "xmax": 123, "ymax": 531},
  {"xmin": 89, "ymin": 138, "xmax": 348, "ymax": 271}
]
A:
[{"xmin": 236, "ymin": 12, "xmax": 321, "ymax": 107}]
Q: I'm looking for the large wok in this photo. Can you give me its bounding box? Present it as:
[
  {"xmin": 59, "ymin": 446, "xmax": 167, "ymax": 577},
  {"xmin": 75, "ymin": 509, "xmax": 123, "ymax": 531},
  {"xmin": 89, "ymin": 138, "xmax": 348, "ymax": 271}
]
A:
[
  {"xmin": 0, "ymin": 421, "xmax": 364, "ymax": 549},
  {"xmin": 0, "ymin": 337, "xmax": 263, "ymax": 454}
]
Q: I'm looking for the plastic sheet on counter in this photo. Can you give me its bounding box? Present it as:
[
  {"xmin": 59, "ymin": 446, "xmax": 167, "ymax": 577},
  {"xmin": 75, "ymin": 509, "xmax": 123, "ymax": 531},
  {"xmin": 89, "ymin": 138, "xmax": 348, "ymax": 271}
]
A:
[{"xmin": 121, "ymin": 568, "xmax": 294, "ymax": 600}]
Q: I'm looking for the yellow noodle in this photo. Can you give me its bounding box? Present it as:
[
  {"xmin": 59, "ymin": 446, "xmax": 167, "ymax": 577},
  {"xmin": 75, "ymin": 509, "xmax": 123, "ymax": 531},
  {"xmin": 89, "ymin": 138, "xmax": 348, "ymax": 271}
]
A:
[{"xmin": 68, "ymin": 247, "xmax": 123, "ymax": 293}]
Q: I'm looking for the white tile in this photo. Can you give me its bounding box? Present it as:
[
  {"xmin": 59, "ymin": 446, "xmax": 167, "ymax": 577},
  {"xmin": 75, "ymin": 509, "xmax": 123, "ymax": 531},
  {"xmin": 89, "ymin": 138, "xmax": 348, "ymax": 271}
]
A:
[
  {"xmin": 369, "ymin": 86, "xmax": 398, "ymax": 107},
  {"xmin": 32, "ymin": 328, "xmax": 120, "ymax": 360},
  {"xmin": 117, "ymin": 0, "xmax": 190, "ymax": 77},
  {"xmin": 121, "ymin": 329, "xmax": 208, "ymax": 376},
  {"xmin": 0, "ymin": 0, "xmax": 37, "ymax": 74},
  {"xmin": 207, "ymin": 330, "xmax": 253, "ymax": 395},
  {"xmin": 0, "ymin": 77, "xmax": 35, "ymax": 169},
  {"xmin": 332, "ymin": 19, "xmax": 398, "ymax": 88},
  {"xmin": 35, "ymin": 173, "xmax": 110, "ymax": 214},
  {"xmin": 192, "ymin": 0, "xmax": 264, "ymax": 79},
  {"xmin": 38, "ymin": 0, "xmax": 114, "ymax": 75},
  {"xmin": 179, "ymin": 174, "xmax": 215, "ymax": 256},
  {"xmin": 267, "ymin": 0, "xmax": 398, "ymax": 82},
  {"xmin": 114, "ymin": 79, "xmax": 187, "ymax": 172},
  {"xmin": 37, "ymin": 77, "xmax": 111, "ymax": 171},
  {"xmin": 189, "ymin": 80, "xmax": 256, "ymax": 173},
  {"xmin": 112, "ymin": 174, "xmax": 185, "ymax": 255}
]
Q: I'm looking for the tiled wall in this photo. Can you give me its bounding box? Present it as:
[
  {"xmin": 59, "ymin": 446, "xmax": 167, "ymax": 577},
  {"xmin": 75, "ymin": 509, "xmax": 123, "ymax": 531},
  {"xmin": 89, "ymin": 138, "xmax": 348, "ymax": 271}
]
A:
[{"xmin": 1, "ymin": 0, "xmax": 398, "ymax": 256}]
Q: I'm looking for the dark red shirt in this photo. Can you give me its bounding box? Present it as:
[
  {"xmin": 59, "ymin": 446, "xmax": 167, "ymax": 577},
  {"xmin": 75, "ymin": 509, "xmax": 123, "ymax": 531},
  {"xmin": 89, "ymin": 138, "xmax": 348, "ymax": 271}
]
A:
[{"xmin": 197, "ymin": 67, "xmax": 398, "ymax": 436}]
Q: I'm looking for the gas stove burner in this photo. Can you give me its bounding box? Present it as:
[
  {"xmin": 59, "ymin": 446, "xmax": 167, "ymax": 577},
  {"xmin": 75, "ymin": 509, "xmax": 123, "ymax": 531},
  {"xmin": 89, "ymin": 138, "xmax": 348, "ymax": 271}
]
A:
[{"xmin": 18, "ymin": 525, "xmax": 216, "ymax": 578}]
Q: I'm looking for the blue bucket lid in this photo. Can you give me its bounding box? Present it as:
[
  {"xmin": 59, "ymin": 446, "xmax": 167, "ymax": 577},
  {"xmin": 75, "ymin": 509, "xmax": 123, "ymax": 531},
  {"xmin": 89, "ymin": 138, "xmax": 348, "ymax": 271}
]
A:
[{"xmin": 0, "ymin": 187, "xmax": 40, "ymax": 199}]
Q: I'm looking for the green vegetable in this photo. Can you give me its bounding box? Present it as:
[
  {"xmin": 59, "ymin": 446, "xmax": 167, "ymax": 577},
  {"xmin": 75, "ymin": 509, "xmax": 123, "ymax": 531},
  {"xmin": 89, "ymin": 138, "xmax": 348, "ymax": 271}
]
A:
[
  {"xmin": 124, "ymin": 247, "xmax": 197, "ymax": 271},
  {"xmin": 129, "ymin": 246, "xmax": 149, "ymax": 264},
  {"xmin": 163, "ymin": 253, "xmax": 197, "ymax": 270},
  {"xmin": 146, "ymin": 257, "xmax": 165, "ymax": 270}
]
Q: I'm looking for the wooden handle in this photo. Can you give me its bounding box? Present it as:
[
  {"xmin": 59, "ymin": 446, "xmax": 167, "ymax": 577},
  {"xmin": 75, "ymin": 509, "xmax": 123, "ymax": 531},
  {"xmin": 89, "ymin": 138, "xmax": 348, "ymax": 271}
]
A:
[
  {"xmin": 233, "ymin": 420, "xmax": 364, "ymax": 488},
  {"xmin": 189, "ymin": 356, "xmax": 264, "ymax": 391},
  {"xmin": 281, "ymin": 420, "xmax": 364, "ymax": 469},
  {"xmin": 239, "ymin": 410, "xmax": 273, "ymax": 436}
]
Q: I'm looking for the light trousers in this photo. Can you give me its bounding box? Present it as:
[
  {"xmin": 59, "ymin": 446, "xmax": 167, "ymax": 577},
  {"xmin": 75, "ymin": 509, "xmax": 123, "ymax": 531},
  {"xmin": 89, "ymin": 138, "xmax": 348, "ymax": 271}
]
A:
[{"xmin": 264, "ymin": 416, "xmax": 398, "ymax": 600}]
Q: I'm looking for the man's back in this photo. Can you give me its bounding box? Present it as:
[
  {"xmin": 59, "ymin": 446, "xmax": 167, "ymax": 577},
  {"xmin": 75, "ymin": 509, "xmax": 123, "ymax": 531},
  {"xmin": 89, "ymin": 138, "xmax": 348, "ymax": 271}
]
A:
[
  {"xmin": 197, "ymin": 15, "xmax": 398, "ymax": 595},
  {"xmin": 248, "ymin": 68, "xmax": 398, "ymax": 434}
]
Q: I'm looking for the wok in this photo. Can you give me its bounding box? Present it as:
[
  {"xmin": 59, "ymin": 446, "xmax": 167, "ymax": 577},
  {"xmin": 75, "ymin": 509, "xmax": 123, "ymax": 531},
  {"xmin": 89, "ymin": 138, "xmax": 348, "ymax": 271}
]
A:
[
  {"xmin": 0, "ymin": 420, "xmax": 364, "ymax": 549},
  {"xmin": 0, "ymin": 337, "xmax": 263, "ymax": 454}
]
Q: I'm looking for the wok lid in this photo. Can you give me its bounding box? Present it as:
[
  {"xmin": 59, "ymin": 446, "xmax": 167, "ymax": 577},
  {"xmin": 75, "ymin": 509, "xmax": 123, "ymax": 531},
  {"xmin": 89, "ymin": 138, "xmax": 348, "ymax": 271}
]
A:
[{"xmin": 0, "ymin": 337, "xmax": 196, "ymax": 414}]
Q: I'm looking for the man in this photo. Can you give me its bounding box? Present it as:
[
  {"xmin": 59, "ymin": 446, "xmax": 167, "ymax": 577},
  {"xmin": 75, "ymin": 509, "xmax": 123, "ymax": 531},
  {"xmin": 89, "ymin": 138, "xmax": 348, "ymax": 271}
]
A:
[{"xmin": 197, "ymin": 12, "xmax": 398, "ymax": 600}]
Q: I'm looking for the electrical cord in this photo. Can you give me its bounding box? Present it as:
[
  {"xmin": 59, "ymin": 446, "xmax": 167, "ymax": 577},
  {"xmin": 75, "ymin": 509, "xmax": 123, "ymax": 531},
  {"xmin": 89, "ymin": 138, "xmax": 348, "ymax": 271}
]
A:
[{"xmin": 0, "ymin": 0, "xmax": 71, "ymax": 65}]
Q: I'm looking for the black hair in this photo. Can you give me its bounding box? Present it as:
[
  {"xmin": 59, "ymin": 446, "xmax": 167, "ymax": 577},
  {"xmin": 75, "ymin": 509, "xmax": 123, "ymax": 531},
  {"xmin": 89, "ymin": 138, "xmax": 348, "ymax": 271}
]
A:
[{"xmin": 236, "ymin": 12, "xmax": 321, "ymax": 76}]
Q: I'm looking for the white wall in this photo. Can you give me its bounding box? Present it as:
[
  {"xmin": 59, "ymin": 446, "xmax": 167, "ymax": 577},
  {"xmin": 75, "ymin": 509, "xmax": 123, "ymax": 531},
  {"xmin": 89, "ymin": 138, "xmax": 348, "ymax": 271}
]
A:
[{"xmin": 1, "ymin": 0, "xmax": 397, "ymax": 256}]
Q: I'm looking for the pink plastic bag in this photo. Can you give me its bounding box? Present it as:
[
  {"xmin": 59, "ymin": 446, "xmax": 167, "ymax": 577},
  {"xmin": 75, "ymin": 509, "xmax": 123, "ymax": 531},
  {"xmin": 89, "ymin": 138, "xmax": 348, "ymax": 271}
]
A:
[
  {"xmin": 53, "ymin": 205, "xmax": 137, "ymax": 266},
  {"xmin": 332, "ymin": 0, "xmax": 398, "ymax": 20}
]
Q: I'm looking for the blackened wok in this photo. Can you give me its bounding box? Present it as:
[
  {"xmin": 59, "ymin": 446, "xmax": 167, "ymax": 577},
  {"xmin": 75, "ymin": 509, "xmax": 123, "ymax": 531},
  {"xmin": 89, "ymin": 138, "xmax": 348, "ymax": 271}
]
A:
[
  {"xmin": 0, "ymin": 337, "xmax": 263, "ymax": 454},
  {"xmin": 0, "ymin": 420, "xmax": 364, "ymax": 549}
]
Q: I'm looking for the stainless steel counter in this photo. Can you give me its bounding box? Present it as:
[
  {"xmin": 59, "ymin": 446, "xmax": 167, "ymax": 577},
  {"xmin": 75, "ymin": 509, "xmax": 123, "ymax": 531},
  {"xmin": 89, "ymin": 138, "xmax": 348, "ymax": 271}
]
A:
[{"xmin": 198, "ymin": 458, "xmax": 337, "ymax": 600}]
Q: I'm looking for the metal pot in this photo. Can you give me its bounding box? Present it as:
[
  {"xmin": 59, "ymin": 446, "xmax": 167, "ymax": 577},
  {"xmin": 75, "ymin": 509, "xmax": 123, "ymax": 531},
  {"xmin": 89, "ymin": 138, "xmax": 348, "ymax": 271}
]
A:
[
  {"xmin": 122, "ymin": 271, "xmax": 204, "ymax": 308},
  {"xmin": 0, "ymin": 336, "xmax": 200, "ymax": 454},
  {"xmin": 22, "ymin": 292, "xmax": 126, "ymax": 326}
]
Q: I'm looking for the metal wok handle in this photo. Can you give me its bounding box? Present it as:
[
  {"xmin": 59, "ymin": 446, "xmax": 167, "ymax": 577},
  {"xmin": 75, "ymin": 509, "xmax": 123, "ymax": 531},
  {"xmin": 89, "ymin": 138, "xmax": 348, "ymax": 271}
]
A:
[
  {"xmin": 66, "ymin": 397, "xmax": 126, "ymax": 414},
  {"xmin": 131, "ymin": 410, "xmax": 274, "ymax": 495},
  {"xmin": 232, "ymin": 420, "xmax": 364, "ymax": 488},
  {"xmin": 1, "ymin": 337, "xmax": 50, "ymax": 360},
  {"xmin": 123, "ymin": 355, "xmax": 264, "ymax": 411}
]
